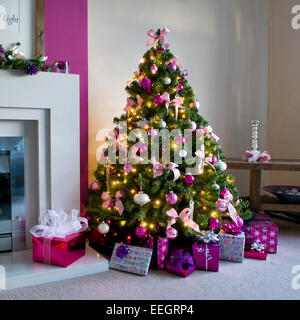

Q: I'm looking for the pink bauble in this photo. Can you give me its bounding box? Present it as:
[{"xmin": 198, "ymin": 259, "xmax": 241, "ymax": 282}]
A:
[
  {"xmin": 220, "ymin": 188, "xmax": 230, "ymax": 199},
  {"xmin": 123, "ymin": 163, "xmax": 133, "ymax": 172},
  {"xmin": 148, "ymin": 128, "xmax": 158, "ymax": 137},
  {"xmin": 166, "ymin": 227, "xmax": 178, "ymax": 240},
  {"xmin": 167, "ymin": 62, "xmax": 177, "ymax": 71},
  {"xmin": 140, "ymin": 78, "xmax": 152, "ymax": 89},
  {"xmin": 177, "ymin": 83, "xmax": 184, "ymax": 91},
  {"xmin": 154, "ymin": 94, "xmax": 164, "ymax": 105},
  {"xmin": 209, "ymin": 217, "xmax": 219, "ymax": 230},
  {"xmin": 166, "ymin": 191, "xmax": 178, "ymax": 205},
  {"xmin": 189, "ymin": 120, "xmax": 197, "ymax": 131},
  {"xmin": 90, "ymin": 181, "xmax": 100, "ymax": 191},
  {"xmin": 151, "ymin": 64, "xmax": 158, "ymax": 73},
  {"xmin": 184, "ymin": 174, "xmax": 195, "ymax": 185},
  {"xmin": 194, "ymin": 101, "xmax": 200, "ymax": 109},
  {"xmin": 211, "ymin": 156, "xmax": 218, "ymax": 164},
  {"xmin": 135, "ymin": 226, "xmax": 147, "ymax": 239},
  {"xmin": 175, "ymin": 135, "xmax": 185, "ymax": 145}
]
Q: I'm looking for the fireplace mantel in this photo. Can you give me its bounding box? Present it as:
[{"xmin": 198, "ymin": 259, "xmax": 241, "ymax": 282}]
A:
[{"xmin": 0, "ymin": 70, "xmax": 80, "ymax": 249}]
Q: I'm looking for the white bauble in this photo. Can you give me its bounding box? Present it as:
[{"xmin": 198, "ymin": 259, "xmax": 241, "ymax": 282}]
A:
[
  {"xmin": 98, "ymin": 221, "xmax": 110, "ymax": 234},
  {"xmin": 164, "ymin": 77, "xmax": 172, "ymax": 85},
  {"xmin": 134, "ymin": 191, "xmax": 150, "ymax": 206},
  {"xmin": 217, "ymin": 160, "xmax": 227, "ymax": 171},
  {"xmin": 159, "ymin": 119, "xmax": 167, "ymax": 128},
  {"xmin": 179, "ymin": 149, "xmax": 187, "ymax": 158}
]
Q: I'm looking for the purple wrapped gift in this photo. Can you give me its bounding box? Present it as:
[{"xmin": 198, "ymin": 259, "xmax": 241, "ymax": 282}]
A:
[
  {"xmin": 166, "ymin": 249, "xmax": 195, "ymax": 277},
  {"xmin": 243, "ymin": 213, "xmax": 278, "ymax": 253},
  {"xmin": 193, "ymin": 231, "xmax": 219, "ymax": 272}
]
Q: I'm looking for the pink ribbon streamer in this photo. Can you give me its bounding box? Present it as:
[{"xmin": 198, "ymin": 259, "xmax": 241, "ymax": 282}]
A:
[
  {"xmin": 101, "ymin": 191, "xmax": 124, "ymax": 216},
  {"xmin": 161, "ymin": 92, "xmax": 170, "ymax": 112},
  {"xmin": 171, "ymin": 96, "xmax": 184, "ymax": 119},
  {"xmin": 153, "ymin": 160, "xmax": 180, "ymax": 181},
  {"xmin": 166, "ymin": 208, "xmax": 200, "ymax": 233},
  {"xmin": 146, "ymin": 27, "xmax": 170, "ymax": 49},
  {"xmin": 195, "ymin": 148, "xmax": 216, "ymax": 171},
  {"xmin": 169, "ymin": 56, "xmax": 182, "ymax": 68}
]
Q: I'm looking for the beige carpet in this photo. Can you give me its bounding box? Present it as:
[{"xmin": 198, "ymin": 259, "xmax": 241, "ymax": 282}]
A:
[{"xmin": 1, "ymin": 217, "xmax": 300, "ymax": 300}]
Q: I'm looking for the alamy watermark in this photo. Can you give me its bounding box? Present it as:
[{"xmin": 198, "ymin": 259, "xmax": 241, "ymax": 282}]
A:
[
  {"xmin": 291, "ymin": 265, "xmax": 300, "ymax": 290},
  {"xmin": 95, "ymin": 122, "xmax": 216, "ymax": 176},
  {"xmin": 0, "ymin": 265, "xmax": 6, "ymax": 290},
  {"xmin": 291, "ymin": 5, "xmax": 300, "ymax": 30}
]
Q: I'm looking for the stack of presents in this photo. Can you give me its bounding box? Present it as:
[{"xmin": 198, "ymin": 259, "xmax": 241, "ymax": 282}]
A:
[{"xmin": 29, "ymin": 210, "xmax": 278, "ymax": 277}]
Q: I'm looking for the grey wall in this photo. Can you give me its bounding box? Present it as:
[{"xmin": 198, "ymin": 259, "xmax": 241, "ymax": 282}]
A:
[{"xmin": 88, "ymin": 0, "xmax": 269, "ymax": 194}]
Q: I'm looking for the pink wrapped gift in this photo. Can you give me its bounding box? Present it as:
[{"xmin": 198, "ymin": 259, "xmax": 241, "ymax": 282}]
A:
[
  {"xmin": 32, "ymin": 232, "xmax": 86, "ymax": 267},
  {"xmin": 192, "ymin": 243, "xmax": 219, "ymax": 272},
  {"xmin": 245, "ymin": 250, "xmax": 267, "ymax": 260},
  {"xmin": 243, "ymin": 213, "xmax": 278, "ymax": 253},
  {"xmin": 148, "ymin": 236, "xmax": 170, "ymax": 270},
  {"xmin": 30, "ymin": 209, "xmax": 88, "ymax": 267}
]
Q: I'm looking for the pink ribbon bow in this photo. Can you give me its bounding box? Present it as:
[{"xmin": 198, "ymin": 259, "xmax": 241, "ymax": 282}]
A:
[
  {"xmin": 160, "ymin": 92, "xmax": 170, "ymax": 112},
  {"xmin": 124, "ymin": 97, "xmax": 143, "ymax": 115},
  {"xmin": 146, "ymin": 27, "xmax": 170, "ymax": 49},
  {"xmin": 153, "ymin": 160, "xmax": 180, "ymax": 181},
  {"xmin": 127, "ymin": 71, "xmax": 146, "ymax": 84},
  {"xmin": 216, "ymin": 193, "xmax": 238, "ymax": 225},
  {"xmin": 203, "ymin": 126, "xmax": 220, "ymax": 142},
  {"xmin": 101, "ymin": 191, "xmax": 124, "ymax": 216},
  {"xmin": 166, "ymin": 208, "xmax": 200, "ymax": 233}
]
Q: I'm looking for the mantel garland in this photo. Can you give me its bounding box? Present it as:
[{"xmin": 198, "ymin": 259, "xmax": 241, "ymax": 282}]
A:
[{"xmin": 0, "ymin": 43, "xmax": 67, "ymax": 75}]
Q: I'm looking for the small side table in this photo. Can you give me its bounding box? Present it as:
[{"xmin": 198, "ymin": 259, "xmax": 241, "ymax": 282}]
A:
[{"xmin": 226, "ymin": 158, "xmax": 300, "ymax": 212}]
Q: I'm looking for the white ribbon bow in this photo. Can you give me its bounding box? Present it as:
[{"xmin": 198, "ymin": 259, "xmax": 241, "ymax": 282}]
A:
[{"xmin": 30, "ymin": 209, "xmax": 88, "ymax": 239}]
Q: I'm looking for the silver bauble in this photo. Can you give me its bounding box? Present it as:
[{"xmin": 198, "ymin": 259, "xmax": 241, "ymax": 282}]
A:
[
  {"xmin": 134, "ymin": 191, "xmax": 150, "ymax": 206},
  {"xmin": 179, "ymin": 149, "xmax": 187, "ymax": 158},
  {"xmin": 164, "ymin": 77, "xmax": 171, "ymax": 85},
  {"xmin": 159, "ymin": 119, "xmax": 167, "ymax": 128},
  {"xmin": 217, "ymin": 160, "xmax": 227, "ymax": 171},
  {"xmin": 98, "ymin": 221, "xmax": 110, "ymax": 234}
]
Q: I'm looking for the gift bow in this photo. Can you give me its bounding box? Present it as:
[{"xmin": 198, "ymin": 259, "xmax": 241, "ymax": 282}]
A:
[
  {"xmin": 101, "ymin": 191, "xmax": 124, "ymax": 215},
  {"xmin": 146, "ymin": 27, "xmax": 170, "ymax": 49},
  {"xmin": 166, "ymin": 208, "xmax": 200, "ymax": 233},
  {"xmin": 124, "ymin": 97, "xmax": 143, "ymax": 115},
  {"xmin": 30, "ymin": 209, "xmax": 88, "ymax": 239},
  {"xmin": 116, "ymin": 244, "xmax": 131, "ymax": 258},
  {"xmin": 251, "ymin": 240, "xmax": 265, "ymax": 252},
  {"xmin": 168, "ymin": 249, "xmax": 194, "ymax": 270},
  {"xmin": 197, "ymin": 231, "xmax": 219, "ymax": 244},
  {"xmin": 153, "ymin": 160, "xmax": 180, "ymax": 181}
]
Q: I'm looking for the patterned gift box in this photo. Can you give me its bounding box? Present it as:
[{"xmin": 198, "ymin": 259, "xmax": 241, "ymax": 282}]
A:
[
  {"xmin": 165, "ymin": 249, "xmax": 195, "ymax": 277},
  {"xmin": 243, "ymin": 213, "xmax": 278, "ymax": 253},
  {"xmin": 149, "ymin": 236, "xmax": 170, "ymax": 270},
  {"xmin": 218, "ymin": 232, "xmax": 245, "ymax": 263},
  {"xmin": 245, "ymin": 250, "xmax": 267, "ymax": 260},
  {"xmin": 109, "ymin": 243, "xmax": 152, "ymax": 276},
  {"xmin": 192, "ymin": 243, "xmax": 219, "ymax": 272},
  {"xmin": 32, "ymin": 231, "xmax": 86, "ymax": 267}
]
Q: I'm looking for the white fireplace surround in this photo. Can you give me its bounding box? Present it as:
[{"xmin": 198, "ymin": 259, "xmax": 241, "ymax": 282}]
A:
[{"xmin": 0, "ymin": 70, "xmax": 80, "ymax": 249}]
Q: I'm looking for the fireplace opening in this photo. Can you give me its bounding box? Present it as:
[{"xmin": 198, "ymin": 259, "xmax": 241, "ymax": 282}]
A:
[{"xmin": 0, "ymin": 137, "xmax": 25, "ymax": 252}]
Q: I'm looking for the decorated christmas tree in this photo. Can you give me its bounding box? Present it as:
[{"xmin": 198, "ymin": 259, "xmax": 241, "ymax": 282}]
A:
[{"xmin": 87, "ymin": 28, "xmax": 251, "ymax": 244}]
